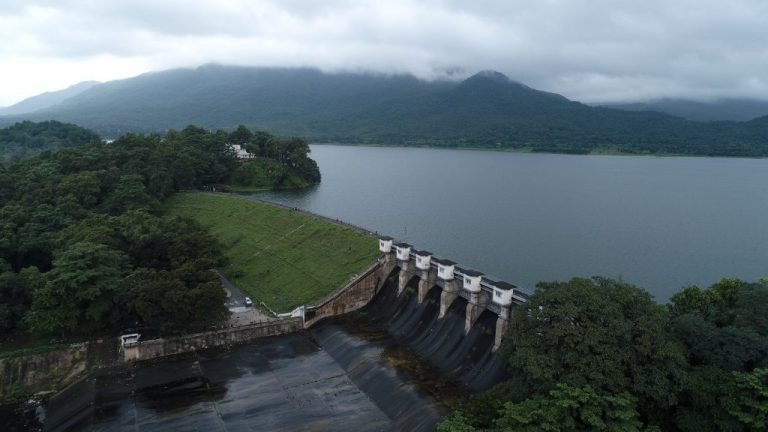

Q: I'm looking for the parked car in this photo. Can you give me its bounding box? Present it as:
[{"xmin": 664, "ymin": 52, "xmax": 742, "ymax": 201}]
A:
[{"xmin": 244, "ymin": 297, "xmax": 253, "ymax": 307}]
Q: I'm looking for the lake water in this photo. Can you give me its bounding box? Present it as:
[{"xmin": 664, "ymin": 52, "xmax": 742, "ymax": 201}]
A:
[{"xmin": 252, "ymin": 145, "xmax": 768, "ymax": 300}]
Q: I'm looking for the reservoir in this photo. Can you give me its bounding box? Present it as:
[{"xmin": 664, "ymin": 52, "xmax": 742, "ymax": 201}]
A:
[{"xmin": 252, "ymin": 145, "xmax": 768, "ymax": 300}]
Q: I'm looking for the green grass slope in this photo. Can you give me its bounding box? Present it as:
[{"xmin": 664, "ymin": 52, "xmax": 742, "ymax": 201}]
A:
[{"xmin": 163, "ymin": 192, "xmax": 379, "ymax": 311}]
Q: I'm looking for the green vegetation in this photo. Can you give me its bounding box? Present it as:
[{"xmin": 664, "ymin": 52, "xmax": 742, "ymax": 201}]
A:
[
  {"xmin": 226, "ymin": 126, "xmax": 320, "ymax": 190},
  {"xmin": 0, "ymin": 123, "xmax": 321, "ymax": 342},
  {"xmin": 163, "ymin": 193, "xmax": 379, "ymax": 311},
  {"xmin": 440, "ymin": 277, "xmax": 768, "ymax": 431},
  {"xmin": 0, "ymin": 120, "xmax": 100, "ymax": 164},
  {"xmin": 8, "ymin": 65, "xmax": 768, "ymax": 157},
  {"xmin": 230, "ymin": 159, "xmax": 317, "ymax": 190}
]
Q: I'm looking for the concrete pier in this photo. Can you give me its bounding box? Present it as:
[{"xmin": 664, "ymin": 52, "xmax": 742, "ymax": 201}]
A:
[
  {"xmin": 398, "ymin": 262, "xmax": 415, "ymax": 295},
  {"xmin": 417, "ymin": 269, "xmax": 436, "ymax": 304},
  {"xmin": 439, "ymin": 281, "xmax": 459, "ymax": 318},
  {"xmin": 414, "ymin": 250, "xmax": 436, "ymax": 304},
  {"xmin": 464, "ymin": 291, "xmax": 489, "ymax": 334}
]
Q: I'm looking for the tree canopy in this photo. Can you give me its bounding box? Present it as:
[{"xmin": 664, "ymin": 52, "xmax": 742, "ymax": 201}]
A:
[
  {"xmin": 441, "ymin": 277, "xmax": 768, "ymax": 432},
  {"xmin": 0, "ymin": 120, "xmax": 101, "ymax": 164}
]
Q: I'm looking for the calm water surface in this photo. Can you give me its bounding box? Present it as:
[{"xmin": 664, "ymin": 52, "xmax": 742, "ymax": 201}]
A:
[{"xmin": 252, "ymin": 145, "xmax": 768, "ymax": 300}]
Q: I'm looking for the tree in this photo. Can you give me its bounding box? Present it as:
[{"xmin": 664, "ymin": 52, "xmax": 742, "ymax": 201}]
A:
[
  {"xmin": 734, "ymin": 281, "xmax": 768, "ymax": 336},
  {"xmin": 101, "ymin": 174, "xmax": 156, "ymax": 214},
  {"xmin": 127, "ymin": 265, "xmax": 227, "ymax": 333},
  {"xmin": 0, "ymin": 261, "xmax": 35, "ymax": 334},
  {"xmin": 496, "ymin": 384, "xmax": 642, "ymax": 432},
  {"xmin": 673, "ymin": 366, "xmax": 744, "ymax": 432},
  {"xmin": 673, "ymin": 314, "xmax": 768, "ymax": 371},
  {"xmin": 439, "ymin": 384, "xmax": 643, "ymax": 432},
  {"xmin": 725, "ymin": 368, "xmax": 768, "ymax": 430},
  {"xmin": 24, "ymin": 242, "xmax": 128, "ymax": 335},
  {"xmin": 506, "ymin": 277, "xmax": 687, "ymax": 422},
  {"xmin": 56, "ymin": 171, "xmax": 102, "ymax": 208},
  {"xmin": 669, "ymin": 278, "xmax": 745, "ymax": 326},
  {"xmin": 228, "ymin": 124, "xmax": 253, "ymax": 145},
  {"xmin": 437, "ymin": 412, "xmax": 481, "ymax": 432}
]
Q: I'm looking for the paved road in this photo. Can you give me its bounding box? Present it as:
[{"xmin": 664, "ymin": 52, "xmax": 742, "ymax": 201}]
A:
[
  {"xmin": 212, "ymin": 269, "xmax": 247, "ymax": 309},
  {"xmin": 212, "ymin": 269, "xmax": 274, "ymax": 325}
]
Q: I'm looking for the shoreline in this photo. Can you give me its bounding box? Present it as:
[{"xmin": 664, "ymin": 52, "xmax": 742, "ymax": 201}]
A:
[{"xmin": 309, "ymin": 142, "xmax": 768, "ymax": 160}]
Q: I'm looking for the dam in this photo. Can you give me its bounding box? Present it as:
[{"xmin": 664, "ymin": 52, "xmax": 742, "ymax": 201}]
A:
[
  {"xmin": 375, "ymin": 237, "xmax": 529, "ymax": 350},
  {"xmin": 6, "ymin": 237, "xmax": 530, "ymax": 431},
  {"xmin": 308, "ymin": 236, "xmax": 531, "ymax": 392}
]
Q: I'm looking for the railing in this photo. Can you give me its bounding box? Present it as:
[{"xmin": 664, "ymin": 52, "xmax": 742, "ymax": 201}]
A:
[{"xmin": 393, "ymin": 250, "xmax": 528, "ymax": 307}]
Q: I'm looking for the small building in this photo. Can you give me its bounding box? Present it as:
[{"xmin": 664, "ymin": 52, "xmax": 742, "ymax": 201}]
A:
[
  {"xmin": 434, "ymin": 258, "xmax": 456, "ymax": 280},
  {"xmin": 120, "ymin": 333, "xmax": 141, "ymax": 348},
  {"xmin": 490, "ymin": 281, "xmax": 516, "ymax": 306},
  {"xmin": 394, "ymin": 242, "xmax": 412, "ymax": 261},
  {"xmin": 461, "ymin": 269, "xmax": 483, "ymax": 292},
  {"xmin": 414, "ymin": 250, "xmax": 432, "ymax": 270},
  {"xmin": 227, "ymin": 143, "xmax": 256, "ymax": 159},
  {"xmin": 379, "ymin": 236, "xmax": 393, "ymax": 253}
]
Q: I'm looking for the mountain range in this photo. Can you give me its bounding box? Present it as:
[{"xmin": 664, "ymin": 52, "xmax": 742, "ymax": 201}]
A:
[
  {"xmin": 0, "ymin": 81, "xmax": 99, "ymax": 116},
  {"xmin": 598, "ymin": 98, "xmax": 768, "ymax": 122},
  {"xmin": 1, "ymin": 65, "xmax": 767, "ymax": 156}
]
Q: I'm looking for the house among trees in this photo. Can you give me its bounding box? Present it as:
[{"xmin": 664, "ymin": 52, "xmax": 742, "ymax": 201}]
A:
[{"xmin": 227, "ymin": 143, "xmax": 256, "ymax": 159}]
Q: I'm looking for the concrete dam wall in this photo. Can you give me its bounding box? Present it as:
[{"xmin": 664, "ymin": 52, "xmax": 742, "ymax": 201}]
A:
[
  {"xmin": 0, "ymin": 339, "xmax": 120, "ymax": 401},
  {"xmin": 122, "ymin": 318, "xmax": 303, "ymax": 362},
  {"xmin": 302, "ymin": 239, "xmax": 530, "ymax": 392},
  {"xmin": 304, "ymin": 260, "xmax": 391, "ymax": 327},
  {"xmin": 0, "ymin": 345, "xmax": 89, "ymax": 400}
]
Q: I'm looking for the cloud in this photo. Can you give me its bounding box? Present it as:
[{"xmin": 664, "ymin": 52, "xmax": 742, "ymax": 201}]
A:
[{"xmin": 1, "ymin": 0, "xmax": 768, "ymax": 106}]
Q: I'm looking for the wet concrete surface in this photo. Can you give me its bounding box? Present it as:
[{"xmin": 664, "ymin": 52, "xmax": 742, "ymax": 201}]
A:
[
  {"xmin": 40, "ymin": 330, "xmax": 440, "ymax": 431},
  {"xmin": 5, "ymin": 278, "xmax": 506, "ymax": 431}
]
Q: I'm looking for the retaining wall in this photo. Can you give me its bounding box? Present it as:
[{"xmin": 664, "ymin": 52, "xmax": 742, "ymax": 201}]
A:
[
  {"xmin": 0, "ymin": 343, "xmax": 89, "ymax": 400},
  {"xmin": 122, "ymin": 317, "xmax": 303, "ymax": 362},
  {"xmin": 304, "ymin": 258, "xmax": 394, "ymax": 327}
]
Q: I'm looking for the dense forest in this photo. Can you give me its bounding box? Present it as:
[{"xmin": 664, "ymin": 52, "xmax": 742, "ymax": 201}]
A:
[
  {"xmin": 0, "ymin": 120, "xmax": 101, "ymax": 164},
  {"xmin": 439, "ymin": 277, "xmax": 768, "ymax": 432},
  {"xmin": 0, "ymin": 122, "xmax": 320, "ymax": 340},
  {"xmin": 3, "ymin": 65, "xmax": 768, "ymax": 157}
]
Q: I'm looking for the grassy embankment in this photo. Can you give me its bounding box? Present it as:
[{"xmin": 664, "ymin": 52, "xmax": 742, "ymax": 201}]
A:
[{"xmin": 163, "ymin": 193, "xmax": 379, "ymax": 311}]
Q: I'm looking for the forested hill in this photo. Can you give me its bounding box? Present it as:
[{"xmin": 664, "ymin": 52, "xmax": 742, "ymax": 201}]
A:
[
  {"xmin": 3, "ymin": 65, "xmax": 767, "ymax": 157},
  {"xmin": 0, "ymin": 81, "xmax": 99, "ymax": 116},
  {"xmin": 598, "ymin": 98, "xmax": 768, "ymax": 122},
  {"xmin": 0, "ymin": 120, "xmax": 101, "ymax": 164},
  {"xmin": 0, "ymin": 125, "xmax": 319, "ymax": 339}
]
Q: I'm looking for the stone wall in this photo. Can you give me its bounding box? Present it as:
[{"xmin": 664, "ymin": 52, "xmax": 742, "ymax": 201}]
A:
[
  {"xmin": 0, "ymin": 343, "xmax": 89, "ymax": 400},
  {"xmin": 304, "ymin": 258, "xmax": 394, "ymax": 327},
  {"xmin": 122, "ymin": 317, "xmax": 303, "ymax": 362}
]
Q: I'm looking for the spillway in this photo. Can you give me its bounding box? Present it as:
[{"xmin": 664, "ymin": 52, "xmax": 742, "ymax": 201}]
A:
[{"xmin": 348, "ymin": 274, "xmax": 508, "ymax": 392}]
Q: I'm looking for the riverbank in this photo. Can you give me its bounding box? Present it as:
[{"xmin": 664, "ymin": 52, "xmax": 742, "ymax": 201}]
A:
[{"xmin": 163, "ymin": 192, "xmax": 379, "ymax": 312}]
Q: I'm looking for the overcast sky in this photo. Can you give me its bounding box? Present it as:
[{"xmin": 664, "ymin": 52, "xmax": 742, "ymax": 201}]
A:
[{"xmin": 1, "ymin": 0, "xmax": 768, "ymax": 106}]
